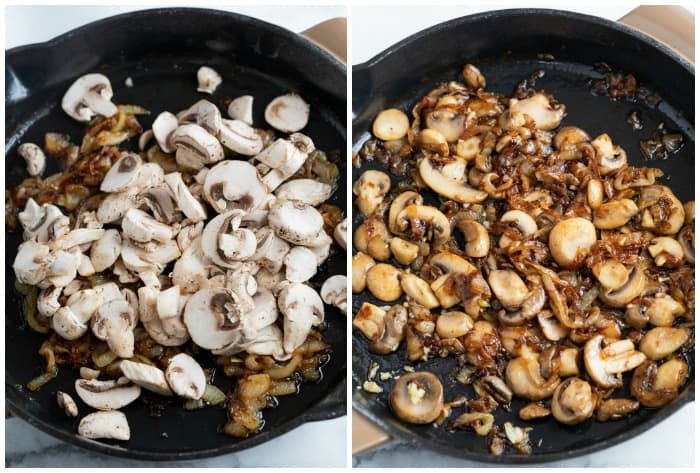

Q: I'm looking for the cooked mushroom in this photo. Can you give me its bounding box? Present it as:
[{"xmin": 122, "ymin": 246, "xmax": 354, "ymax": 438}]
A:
[
  {"xmin": 74, "ymin": 378, "xmax": 141, "ymax": 410},
  {"xmin": 584, "ymin": 335, "xmax": 646, "ymax": 388},
  {"xmin": 646, "ymin": 294, "xmax": 685, "ymax": 326},
  {"xmin": 488, "ymin": 270, "xmax": 529, "ymax": 310},
  {"xmin": 592, "ymin": 133, "xmax": 627, "ymax": 175},
  {"xmin": 368, "ymin": 304, "xmax": 407, "ymax": 355},
  {"xmin": 631, "ymin": 358, "xmax": 688, "ymax": 407},
  {"xmin": 228, "ymin": 95, "xmax": 254, "ymax": 125},
  {"xmin": 435, "ymin": 311, "xmax": 473, "ymax": 339},
  {"xmin": 353, "ymin": 170, "xmax": 391, "ymax": 217},
  {"xmin": 548, "ymin": 217, "xmax": 597, "ymax": 269},
  {"xmin": 78, "ymin": 410, "xmax": 130, "ymax": 441},
  {"xmin": 18, "ymin": 143, "xmax": 46, "ymax": 176},
  {"xmin": 119, "ymin": 360, "xmax": 173, "ymax": 396},
  {"xmin": 352, "ymin": 302, "xmax": 387, "ymax": 341},
  {"xmin": 61, "ymin": 73, "xmax": 117, "ymax": 122},
  {"xmin": 637, "ymin": 185, "xmax": 685, "ymax": 235},
  {"xmin": 196, "ymin": 66, "xmax": 222, "ymax": 94},
  {"xmin": 647, "ymin": 237, "xmax": 684, "ymax": 268},
  {"xmin": 390, "ymin": 237, "xmax": 419, "ymax": 265},
  {"xmin": 505, "ymin": 356, "xmax": 560, "ymax": 401},
  {"xmin": 638, "ymin": 327, "xmax": 689, "ymax": 360},
  {"xmin": 395, "ymin": 204, "xmax": 451, "ymax": 245},
  {"xmin": 373, "ymin": 108, "xmax": 410, "ymax": 141},
  {"xmin": 454, "ymin": 412, "xmax": 495, "ymax": 436},
  {"xmin": 596, "ymin": 398, "xmax": 640, "ymax": 422},
  {"xmin": 390, "ymin": 372, "xmax": 444, "ymax": 424},
  {"xmin": 509, "ymin": 93, "xmax": 565, "ymax": 130},
  {"xmin": 551, "ymin": 377, "xmax": 595, "ymax": 425},
  {"xmin": 418, "ymin": 158, "xmax": 487, "ymax": 204},
  {"xmin": 416, "ymin": 128, "xmax": 449, "ymax": 155},
  {"xmin": 353, "ymin": 216, "xmax": 391, "ymax": 261},
  {"xmin": 593, "ymin": 199, "xmax": 638, "ymax": 229},
  {"xmin": 401, "ymin": 273, "xmax": 439, "ymax": 309},
  {"xmin": 456, "ymin": 219, "xmax": 490, "ymax": 257},
  {"xmin": 165, "ymin": 353, "xmax": 207, "ymax": 400},
  {"xmin": 596, "ymin": 262, "xmax": 646, "ymax": 308},
  {"xmin": 366, "ymin": 263, "xmax": 403, "ymax": 302},
  {"xmin": 264, "ymin": 93, "xmax": 309, "ymax": 133},
  {"xmin": 519, "ymin": 403, "xmax": 551, "ymax": 421},
  {"xmin": 352, "ymin": 252, "xmax": 375, "ymax": 293}
]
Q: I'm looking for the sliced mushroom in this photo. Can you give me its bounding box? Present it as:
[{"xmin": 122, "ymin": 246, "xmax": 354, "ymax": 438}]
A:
[
  {"xmin": 37, "ymin": 286, "xmax": 62, "ymax": 318},
  {"xmin": 418, "ymin": 158, "xmax": 487, "ymax": 203},
  {"xmin": 592, "ymin": 133, "xmax": 627, "ymax": 175},
  {"xmin": 646, "ymin": 294, "xmax": 685, "ymax": 326},
  {"xmin": 74, "ymin": 378, "xmax": 141, "ymax": 410},
  {"xmin": 456, "ymin": 219, "xmax": 490, "ymax": 257},
  {"xmin": 170, "ymin": 124, "xmax": 224, "ymax": 170},
  {"xmin": 395, "ymin": 204, "xmax": 451, "ymax": 245},
  {"xmin": 584, "ymin": 335, "xmax": 647, "ymax": 388},
  {"xmin": 596, "ymin": 398, "xmax": 639, "ymax": 421},
  {"xmin": 320, "ymin": 275, "xmax": 347, "ymax": 313},
  {"xmin": 647, "ymin": 237, "xmax": 684, "ymax": 268},
  {"xmin": 596, "ymin": 262, "xmax": 646, "ymax": 308},
  {"xmin": 203, "ymin": 160, "xmax": 267, "ymax": 213},
  {"xmin": 373, "ymin": 108, "xmax": 410, "ymax": 141},
  {"xmin": 119, "ymin": 360, "xmax": 172, "ymax": 396},
  {"xmin": 18, "ymin": 143, "xmax": 46, "ymax": 176},
  {"xmin": 228, "ymin": 95, "xmax": 254, "ymax": 125},
  {"xmin": 353, "ymin": 170, "xmax": 391, "ymax": 217},
  {"xmin": 97, "ymin": 189, "xmax": 139, "ymax": 224},
  {"xmin": 462, "ymin": 63, "xmax": 486, "ymax": 89},
  {"xmin": 139, "ymin": 286, "xmax": 190, "ymax": 346},
  {"xmin": 505, "ymin": 356, "xmax": 560, "ymax": 401},
  {"xmin": 352, "ymin": 252, "xmax": 375, "ymax": 293},
  {"xmin": 508, "ymin": 93, "xmax": 565, "ymax": 130},
  {"xmin": 593, "ymin": 199, "xmax": 638, "ymax": 229},
  {"xmin": 436, "ymin": 311, "xmax": 473, "ymax": 339},
  {"xmin": 13, "ymin": 240, "xmax": 52, "ymax": 285},
  {"xmin": 390, "ymin": 372, "xmax": 444, "ymax": 424},
  {"xmin": 91, "ymin": 299, "xmax": 135, "ymax": 358},
  {"xmin": 276, "ymin": 179, "xmax": 332, "ymax": 206},
  {"xmin": 78, "ymin": 410, "xmax": 130, "ymax": 441},
  {"xmin": 553, "ymin": 126, "xmax": 590, "ymax": 150},
  {"xmin": 401, "ymin": 273, "xmax": 439, "ymax": 309},
  {"xmin": 278, "ymin": 283, "xmax": 324, "ymax": 353},
  {"xmin": 551, "ymin": 377, "xmax": 595, "ymax": 425},
  {"xmin": 366, "ymin": 263, "xmax": 403, "ymax": 302},
  {"xmin": 637, "ymin": 185, "xmax": 685, "ymax": 235},
  {"xmin": 368, "ymin": 304, "xmax": 407, "ymax": 354},
  {"xmin": 548, "ymin": 217, "xmax": 597, "ymax": 269},
  {"xmin": 196, "ymin": 66, "xmax": 222, "ymax": 94},
  {"xmin": 165, "ymin": 353, "xmax": 207, "ymax": 400},
  {"xmin": 100, "ymin": 153, "xmax": 143, "ymax": 193},
  {"xmin": 639, "ymin": 327, "xmax": 689, "ymax": 360},
  {"xmin": 219, "ymin": 119, "xmax": 263, "ymax": 155},
  {"xmin": 488, "ymin": 270, "xmax": 529, "ymax": 310},
  {"xmin": 57, "ymin": 391, "xmax": 78, "ymax": 417},
  {"xmin": 163, "ymin": 172, "xmax": 207, "ymax": 222},
  {"xmin": 121, "ymin": 208, "xmax": 174, "ymax": 244},
  {"xmin": 61, "ymin": 73, "xmax": 117, "ymax": 122},
  {"xmin": 390, "ymin": 237, "xmax": 419, "ymax": 265},
  {"xmin": 334, "ymin": 218, "xmax": 347, "ymax": 250},
  {"xmin": 265, "ymin": 93, "xmax": 309, "ymax": 132},
  {"xmin": 152, "ymin": 111, "xmax": 179, "ymax": 153},
  {"xmin": 268, "ymin": 199, "xmax": 325, "ymax": 246}
]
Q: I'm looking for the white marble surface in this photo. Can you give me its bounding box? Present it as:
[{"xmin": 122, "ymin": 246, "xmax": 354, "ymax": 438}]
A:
[
  {"xmin": 351, "ymin": 4, "xmax": 695, "ymax": 468},
  {"xmin": 4, "ymin": 4, "xmax": 347, "ymax": 468}
]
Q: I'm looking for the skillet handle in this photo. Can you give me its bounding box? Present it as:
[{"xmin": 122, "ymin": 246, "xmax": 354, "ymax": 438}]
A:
[
  {"xmin": 619, "ymin": 6, "xmax": 694, "ymax": 63},
  {"xmin": 352, "ymin": 409, "xmax": 393, "ymax": 455},
  {"xmin": 301, "ymin": 18, "xmax": 347, "ymax": 64}
]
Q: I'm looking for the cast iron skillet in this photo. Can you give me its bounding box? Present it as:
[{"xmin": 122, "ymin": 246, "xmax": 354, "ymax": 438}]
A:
[
  {"xmin": 352, "ymin": 9, "xmax": 694, "ymax": 464},
  {"xmin": 5, "ymin": 8, "xmax": 346, "ymax": 460}
]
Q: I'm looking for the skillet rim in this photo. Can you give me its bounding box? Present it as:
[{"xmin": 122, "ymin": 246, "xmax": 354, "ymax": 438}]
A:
[
  {"xmin": 5, "ymin": 6, "xmax": 347, "ymax": 461},
  {"xmin": 350, "ymin": 7, "xmax": 694, "ymax": 465}
]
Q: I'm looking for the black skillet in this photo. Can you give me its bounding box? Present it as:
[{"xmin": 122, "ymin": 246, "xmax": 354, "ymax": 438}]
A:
[
  {"xmin": 5, "ymin": 8, "xmax": 346, "ymax": 460},
  {"xmin": 352, "ymin": 9, "xmax": 694, "ymax": 464}
]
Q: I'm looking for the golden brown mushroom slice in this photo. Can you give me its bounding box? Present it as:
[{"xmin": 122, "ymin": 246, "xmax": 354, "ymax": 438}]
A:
[
  {"xmin": 390, "ymin": 371, "xmax": 444, "ymax": 424},
  {"xmin": 418, "ymin": 158, "xmax": 487, "ymax": 204}
]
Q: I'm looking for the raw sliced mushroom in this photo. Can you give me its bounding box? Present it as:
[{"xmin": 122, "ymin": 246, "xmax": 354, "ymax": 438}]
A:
[
  {"xmin": 61, "ymin": 73, "xmax": 117, "ymax": 122},
  {"xmin": 100, "ymin": 153, "xmax": 143, "ymax": 193},
  {"xmin": 78, "ymin": 410, "xmax": 130, "ymax": 441},
  {"xmin": 268, "ymin": 199, "xmax": 325, "ymax": 246},
  {"xmin": 171, "ymin": 124, "xmax": 224, "ymax": 170},
  {"xmin": 320, "ymin": 275, "xmax": 347, "ymax": 313},
  {"xmin": 57, "ymin": 391, "xmax": 79, "ymax": 417},
  {"xmin": 278, "ymin": 283, "xmax": 324, "ymax": 353},
  {"xmin": 228, "ymin": 95, "xmax": 254, "ymax": 125},
  {"xmin": 334, "ymin": 218, "xmax": 347, "ymax": 250},
  {"xmin": 203, "ymin": 160, "xmax": 267, "ymax": 213},
  {"xmin": 165, "ymin": 353, "xmax": 207, "ymax": 400},
  {"xmin": 196, "ymin": 66, "xmax": 222, "ymax": 94},
  {"xmin": 276, "ymin": 179, "xmax": 332, "ymax": 206},
  {"xmin": 18, "ymin": 143, "xmax": 46, "ymax": 176},
  {"xmin": 119, "ymin": 360, "xmax": 173, "ymax": 396},
  {"xmin": 74, "ymin": 378, "xmax": 141, "ymax": 410},
  {"xmin": 284, "ymin": 246, "xmax": 318, "ymax": 283},
  {"xmin": 163, "ymin": 172, "xmax": 207, "ymax": 222},
  {"xmin": 219, "ymin": 119, "xmax": 263, "ymax": 156},
  {"xmin": 265, "ymin": 93, "xmax": 309, "ymax": 133},
  {"xmin": 152, "ymin": 111, "xmax": 179, "ymax": 153}
]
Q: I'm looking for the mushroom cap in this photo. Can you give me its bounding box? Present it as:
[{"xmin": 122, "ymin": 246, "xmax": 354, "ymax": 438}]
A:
[
  {"xmin": 268, "ymin": 199, "xmax": 325, "ymax": 245},
  {"xmin": 196, "ymin": 66, "xmax": 222, "ymax": 94},
  {"xmin": 57, "ymin": 391, "xmax": 79, "ymax": 417},
  {"xmin": 264, "ymin": 93, "xmax": 310, "ymax": 133},
  {"xmin": 152, "ymin": 111, "xmax": 179, "ymax": 153},
  {"xmin": 548, "ymin": 217, "xmax": 597, "ymax": 269},
  {"xmin": 228, "ymin": 95, "xmax": 254, "ymax": 125},
  {"xmin": 52, "ymin": 306, "xmax": 88, "ymax": 340},
  {"xmin": 278, "ymin": 283, "xmax": 324, "ymax": 353},
  {"xmin": 91, "ymin": 299, "xmax": 135, "ymax": 358},
  {"xmin": 165, "ymin": 353, "xmax": 207, "ymax": 400},
  {"xmin": 389, "ymin": 371, "xmax": 444, "ymax": 424},
  {"xmin": 121, "ymin": 208, "xmax": 174, "ymax": 244},
  {"xmin": 183, "ymin": 288, "xmax": 242, "ymax": 349},
  {"xmin": 551, "ymin": 377, "xmax": 595, "ymax": 425},
  {"xmin": 321, "ymin": 275, "xmax": 348, "ymax": 312},
  {"xmin": 119, "ymin": 360, "xmax": 173, "ymax": 396},
  {"xmin": 201, "ymin": 210, "xmax": 256, "ymax": 268},
  {"xmin": 171, "ymin": 123, "xmax": 224, "ymax": 170},
  {"xmin": 74, "ymin": 378, "xmax": 141, "ymax": 410},
  {"xmin": 334, "ymin": 218, "xmax": 347, "ymax": 250},
  {"xmin": 100, "ymin": 153, "xmax": 143, "ymax": 193},
  {"xmin": 352, "ymin": 170, "xmax": 391, "ymax": 217},
  {"xmin": 78, "ymin": 410, "xmax": 130, "ymax": 441},
  {"xmin": 90, "ymin": 229, "xmax": 122, "ymax": 272},
  {"xmin": 584, "ymin": 335, "xmax": 647, "ymax": 388},
  {"xmin": 373, "ymin": 108, "xmax": 410, "ymax": 141},
  {"xmin": 61, "ymin": 73, "xmax": 117, "ymax": 122},
  {"xmin": 275, "ymin": 178, "xmax": 332, "ymax": 206},
  {"xmin": 598, "ymin": 264, "xmax": 646, "ymax": 308},
  {"xmin": 284, "ymin": 246, "xmax": 318, "ymax": 283},
  {"xmin": 505, "ymin": 356, "xmax": 560, "ymax": 401},
  {"xmin": 18, "ymin": 142, "xmax": 46, "ymax": 176},
  {"xmin": 218, "ymin": 119, "xmax": 263, "ymax": 156},
  {"xmin": 13, "ymin": 240, "xmax": 52, "ymax": 285},
  {"xmin": 203, "ymin": 160, "xmax": 267, "ymax": 213},
  {"xmin": 488, "ymin": 270, "xmax": 529, "ymax": 310}
]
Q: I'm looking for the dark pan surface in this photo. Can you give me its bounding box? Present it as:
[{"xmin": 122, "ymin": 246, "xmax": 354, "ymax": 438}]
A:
[
  {"xmin": 6, "ymin": 8, "xmax": 346, "ymax": 460},
  {"xmin": 352, "ymin": 9, "xmax": 693, "ymax": 464}
]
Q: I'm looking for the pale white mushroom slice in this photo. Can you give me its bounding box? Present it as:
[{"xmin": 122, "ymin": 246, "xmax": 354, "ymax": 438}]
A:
[
  {"xmin": 321, "ymin": 275, "xmax": 347, "ymax": 313},
  {"xmin": 46, "ymin": 250, "xmax": 81, "ymax": 287},
  {"xmin": 171, "ymin": 124, "xmax": 224, "ymax": 170},
  {"xmin": 334, "ymin": 218, "xmax": 347, "ymax": 250},
  {"xmin": 57, "ymin": 391, "xmax": 78, "ymax": 417},
  {"xmin": 37, "ymin": 286, "xmax": 62, "ymax": 318},
  {"xmin": 275, "ymin": 179, "xmax": 332, "ymax": 206},
  {"xmin": 80, "ymin": 367, "xmax": 101, "ymax": 380},
  {"xmin": 165, "ymin": 353, "xmax": 207, "ymax": 400},
  {"xmin": 121, "ymin": 208, "xmax": 174, "ymax": 244},
  {"xmin": 197, "ymin": 66, "xmax": 222, "ymax": 94},
  {"xmin": 61, "ymin": 73, "xmax": 117, "ymax": 122},
  {"xmin": 163, "ymin": 172, "xmax": 207, "ymax": 222},
  {"xmin": 18, "ymin": 143, "xmax": 46, "ymax": 176},
  {"xmin": 268, "ymin": 199, "xmax": 325, "ymax": 245},
  {"xmin": 265, "ymin": 93, "xmax": 310, "ymax": 132},
  {"xmin": 228, "ymin": 95, "xmax": 254, "ymax": 125},
  {"xmin": 219, "ymin": 119, "xmax": 263, "ymax": 155},
  {"xmin": 201, "ymin": 210, "xmax": 256, "ymax": 268},
  {"xmin": 178, "ymin": 99, "xmax": 222, "ymax": 136},
  {"xmin": 172, "ymin": 237, "xmax": 211, "ymax": 294},
  {"xmin": 284, "ymin": 246, "xmax": 318, "ymax": 283},
  {"xmin": 13, "ymin": 240, "xmax": 53, "ymax": 285},
  {"xmin": 203, "ymin": 160, "xmax": 267, "ymax": 213},
  {"xmin": 183, "ymin": 288, "xmax": 243, "ymax": 350},
  {"xmin": 156, "ymin": 285, "xmax": 181, "ymax": 320},
  {"xmin": 78, "ymin": 410, "xmax": 130, "ymax": 441},
  {"xmin": 139, "ymin": 129, "xmax": 154, "ymax": 150},
  {"xmin": 245, "ymin": 325, "xmax": 286, "ymax": 360},
  {"xmin": 253, "ymin": 227, "xmax": 291, "ymax": 273},
  {"xmin": 254, "ymin": 138, "xmax": 297, "ymax": 169},
  {"xmin": 52, "ymin": 306, "xmax": 88, "ymax": 340},
  {"xmin": 91, "ymin": 299, "xmax": 135, "ymax": 358},
  {"xmin": 77, "ymin": 253, "xmax": 96, "ymax": 277},
  {"xmin": 48, "ymin": 228, "xmax": 105, "ymax": 252},
  {"xmin": 19, "ymin": 199, "xmax": 61, "ymax": 242},
  {"xmin": 152, "ymin": 111, "xmax": 179, "ymax": 153},
  {"xmin": 119, "ymin": 360, "xmax": 172, "ymax": 396},
  {"xmin": 278, "ymin": 283, "xmax": 324, "ymax": 353},
  {"xmin": 138, "ymin": 286, "xmax": 190, "ymax": 346},
  {"xmin": 100, "ymin": 153, "xmax": 143, "ymax": 193},
  {"xmin": 74, "ymin": 378, "xmax": 141, "ymax": 410},
  {"xmin": 97, "ymin": 189, "xmax": 140, "ymax": 224},
  {"xmin": 418, "ymin": 158, "xmax": 487, "ymax": 204}
]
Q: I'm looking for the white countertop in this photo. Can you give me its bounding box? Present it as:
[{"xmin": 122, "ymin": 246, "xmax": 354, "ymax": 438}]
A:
[
  {"xmin": 4, "ymin": 5, "xmax": 346, "ymax": 468},
  {"xmin": 351, "ymin": 4, "xmax": 694, "ymax": 468}
]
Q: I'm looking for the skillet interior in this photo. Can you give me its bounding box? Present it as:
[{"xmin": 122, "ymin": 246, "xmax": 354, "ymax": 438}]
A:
[
  {"xmin": 5, "ymin": 8, "xmax": 347, "ymax": 460},
  {"xmin": 352, "ymin": 9, "xmax": 694, "ymax": 463}
]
